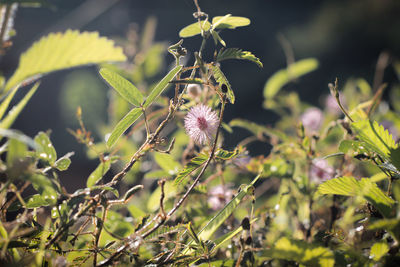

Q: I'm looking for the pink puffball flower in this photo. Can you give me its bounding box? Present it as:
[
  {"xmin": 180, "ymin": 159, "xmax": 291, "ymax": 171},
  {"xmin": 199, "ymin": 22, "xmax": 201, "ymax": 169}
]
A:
[
  {"xmin": 301, "ymin": 107, "xmax": 324, "ymax": 132},
  {"xmin": 184, "ymin": 104, "xmax": 219, "ymax": 145},
  {"xmin": 310, "ymin": 158, "xmax": 334, "ymax": 183}
]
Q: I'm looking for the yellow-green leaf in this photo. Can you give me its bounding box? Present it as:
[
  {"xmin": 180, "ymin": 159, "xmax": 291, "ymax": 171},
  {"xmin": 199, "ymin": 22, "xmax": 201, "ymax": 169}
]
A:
[
  {"xmin": 318, "ymin": 176, "xmax": 394, "ymax": 217},
  {"xmin": 217, "ymin": 48, "xmax": 263, "ymax": 68},
  {"xmin": 263, "ymin": 237, "xmax": 334, "ymax": 267},
  {"xmin": 370, "ymin": 241, "xmax": 389, "ymax": 261},
  {"xmin": 5, "ymin": 30, "xmax": 126, "ymax": 92},
  {"xmin": 143, "ymin": 65, "xmax": 182, "ymax": 108},
  {"xmin": 211, "ymin": 16, "xmax": 250, "ymax": 30},
  {"xmin": 87, "ymin": 161, "xmax": 111, "ymax": 188},
  {"xmin": 0, "ymin": 82, "xmax": 39, "ymax": 130},
  {"xmin": 99, "ymin": 68, "xmax": 143, "ymax": 106},
  {"xmin": 263, "ymin": 58, "xmax": 318, "ymax": 99},
  {"xmin": 106, "ymin": 107, "xmax": 142, "ymax": 147},
  {"xmin": 179, "ymin": 20, "xmax": 212, "ymax": 38}
]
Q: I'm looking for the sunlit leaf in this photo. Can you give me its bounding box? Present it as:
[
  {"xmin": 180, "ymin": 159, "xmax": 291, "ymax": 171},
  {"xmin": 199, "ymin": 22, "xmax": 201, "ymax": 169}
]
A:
[
  {"xmin": 263, "ymin": 58, "xmax": 318, "ymax": 100},
  {"xmin": 229, "ymin": 118, "xmax": 288, "ymax": 141},
  {"xmin": 211, "ymin": 31, "xmax": 226, "ymax": 47},
  {"xmin": 106, "ymin": 107, "xmax": 142, "ymax": 147},
  {"xmin": 370, "ymin": 241, "xmax": 389, "ymax": 261},
  {"xmin": 351, "ymin": 120, "xmax": 398, "ymax": 161},
  {"xmin": 217, "ymin": 48, "xmax": 262, "ymax": 67},
  {"xmin": 174, "ymin": 153, "xmax": 208, "ymax": 185},
  {"xmin": 26, "ymin": 194, "xmax": 54, "ymax": 208},
  {"xmin": 197, "ymin": 173, "xmax": 260, "ymax": 241},
  {"xmin": 54, "ymin": 152, "xmax": 74, "ymax": 171},
  {"xmin": 211, "ymin": 16, "xmax": 250, "ymax": 29},
  {"xmin": 318, "ymin": 176, "xmax": 394, "ymax": 217},
  {"xmin": 86, "ymin": 161, "xmax": 111, "ymax": 188},
  {"xmin": 0, "ymin": 82, "xmax": 39, "ymax": 130},
  {"xmin": 34, "ymin": 131, "xmax": 57, "ymax": 165},
  {"xmin": 147, "ymin": 180, "xmax": 177, "ymax": 212},
  {"xmin": 179, "ymin": 20, "xmax": 212, "ymax": 38},
  {"xmin": 210, "ymin": 65, "xmax": 234, "ymax": 104},
  {"xmin": 262, "ymin": 237, "xmax": 334, "ymax": 267},
  {"xmin": 154, "ymin": 153, "xmax": 181, "ymax": 175},
  {"xmin": 99, "ymin": 68, "xmax": 143, "ymax": 106},
  {"xmin": 5, "ymin": 30, "xmax": 126, "ymax": 92},
  {"xmin": 6, "ymin": 138, "xmax": 27, "ymax": 167},
  {"xmin": 143, "ymin": 65, "xmax": 182, "ymax": 108}
]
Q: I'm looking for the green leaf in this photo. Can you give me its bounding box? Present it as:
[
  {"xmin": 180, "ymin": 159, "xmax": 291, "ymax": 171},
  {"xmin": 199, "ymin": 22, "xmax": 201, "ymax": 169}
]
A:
[
  {"xmin": 179, "ymin": 16, "xmax": 250, "ymax": 38},
  {"xmin": 5, "ymin": 30, "xmax": 126, "ymax": 92},
  {"xmin": 215, "ymin": 149, "xmax": 239, "ymax": 160},
  {"xmin": 211, "ymin": 31, "xmax": 226, "ymax": 47},
  {"xmin": 229, "ymin": 118, "xmax": 288, "ymax": 141},
  {"xmin": 211, "ymin": 14, "xmax": 232, "ymax": 29},
  {"xmin": 29, "ymin": 174, "xmax": 57, "ymax": 205},
  {"xmin": 54, "ymin": 152, "xmax": 74, "ymax": 171},
  {"xmin": 262, "ymin": 237, "xmax": 334, "ymax": 267},
  {"xmin": 210, "ymin": 65, "xmax": 235, "ymax": 104},
  {"xmin": 99, "ymin": 68, "xmax": 143, "ymax": 106},
  {"xmin": 0, "ymin": 82, "xmax": 39, "ymax": 130},
  {"xmin": 182, "ymin": 174, "xmax": 260, "ymax": 255},
  {"xmin": 86, "ymin": 161, "xmax": 111, "ymax": 188},
  {"xmin": 212, "ymin": 218, "xmax": 258, "ymax": 252},
  {"xmin": 127, "ymin": 204, "xmax": 146, "ymax": 219},
  {"xmin": 211, "ymin": 16, "xmax": 250, "ymax": 30},
  {"xmin": 26, "ymin": 194, "xmax": 54, "ymax": 208},
  {"xmin": 197, "ymin": 174, "xmax": 260, "ymax": 241},
  {"xmin": 0, "ymin": 85, "xmax": 19, "ymax": 120},
  {"xmin": 106, "ymin": 107, "xmax": 142, "ymax": 147},
  {"xmin": 351, "ymin": 120, "xmax": 398, "ymax": 161},
  {"xmin": 7, "ymin": 138, "xmax": 27, "ymax": 167},
  {"xmin": 263, "ymin": 58, "xmax": 318, "ymax": 99},
  {"xmin": 179, "ymin": 20, "xmax": 212, "ymax": 38},
  {"xmin": 154, "ymin": 153, "xmax": 181, "ymax": 175},
  {"xmin": 90, "ymin": 185, "xmax": 119, "ymax": 198},
  {"xmin": 317, "ymin": 176, "xmax": 394, "ymax": 217},
  {"xmin": 34, "ymin": 131, "xmax": 57, "ymax": 165},
  {"xmin": 174, "ymin": 153, "xmax": 208, "ymax": 185},
  {"xmin": 123, "ymin": 185, "xmax": 143, "ymax": 202},
  {"xmin": 143, "ymin": 65, "xmax": 182, "ymax": 108},
  {"xmin": 217, "ymin": 48, "xmax": 263, "ymax": 67},
  {"xmin": 370, "ymin": 241, "xmax": 389, "ymax": 261},
  {"xmin": 102, "ymin": 210, "xmax": 134, "ymax": 239},
  {"xmin": 147, "ymin": 180, "xmax": 177, "ymax": 212}
]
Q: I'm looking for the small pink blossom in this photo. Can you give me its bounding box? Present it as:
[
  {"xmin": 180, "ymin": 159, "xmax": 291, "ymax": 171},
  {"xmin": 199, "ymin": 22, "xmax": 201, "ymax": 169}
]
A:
[
  {"xmin": 301, "ymin": 107, "xmax": 324, "ymax": 132},
  {"xmin": 310, "ymin": 158, "xmax": 334, "ymax": 183},
  {"xmin": 184, "ymin": 104, "xmax": 219, "ymax": 145},
  {"xmin": 325, "ymin": 94, "xmax": 346, "ymax": 115},
  {"xmin": 208, "ymin": 185, "xmax": 233, "ymax": 211}
]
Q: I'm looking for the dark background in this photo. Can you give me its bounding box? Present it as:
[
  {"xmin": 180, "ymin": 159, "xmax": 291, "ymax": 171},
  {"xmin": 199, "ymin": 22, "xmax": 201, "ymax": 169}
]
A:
[{"xmin": 1, "ymin": 0, "xmax": 399, "ymax": 190}]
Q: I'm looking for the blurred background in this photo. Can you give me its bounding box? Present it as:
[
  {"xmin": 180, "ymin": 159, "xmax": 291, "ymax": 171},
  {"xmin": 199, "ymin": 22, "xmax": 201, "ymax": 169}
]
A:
[{"xmin": 1, "ymin": 0, "xmax": 399, "ymax": 190}]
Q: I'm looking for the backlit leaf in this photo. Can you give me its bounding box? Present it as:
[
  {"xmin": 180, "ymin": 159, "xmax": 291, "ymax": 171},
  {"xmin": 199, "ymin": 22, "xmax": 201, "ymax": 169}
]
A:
[
  {"xmin": 34, "ymin": 131, "xmax": 57, "ymax": 165},
  {"xmin": 210, "ymin": 65, "xmax": 234, "ymax": 104},
  {"xmin": 5, "ymin": 30, "xmax": 126, "ymax": 92},
  {"xmin": 106, "ymin": 107, "xmax": 142, "ymax": 147},
  {"xmin": 318, "ymin": 176, "xmax": 394, "ymax": 217},
  {"xmin": 217, "ymin": 48, "xmax": 263, "ymax": 67},
  {"xmin": 262, "ymin": 237, "xmax": 334, "ymax": 267},
  {"xmin": 143, "ymin": 65, "xmax": 182, "ymax": 108},
  {"xmin": 263, "ymin": 58, "xmax": 318, "ymax": 100},
  {"xmin": 99, "ymin": 68, "xmax": 143, "ymax": 106},
  {"xmin": 0, "ymin": 82, "xmax": 39, "ymax": 130},
  {"xmin": 86, "ymin": 161, "xmax": 111, "ymax": 188}
]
